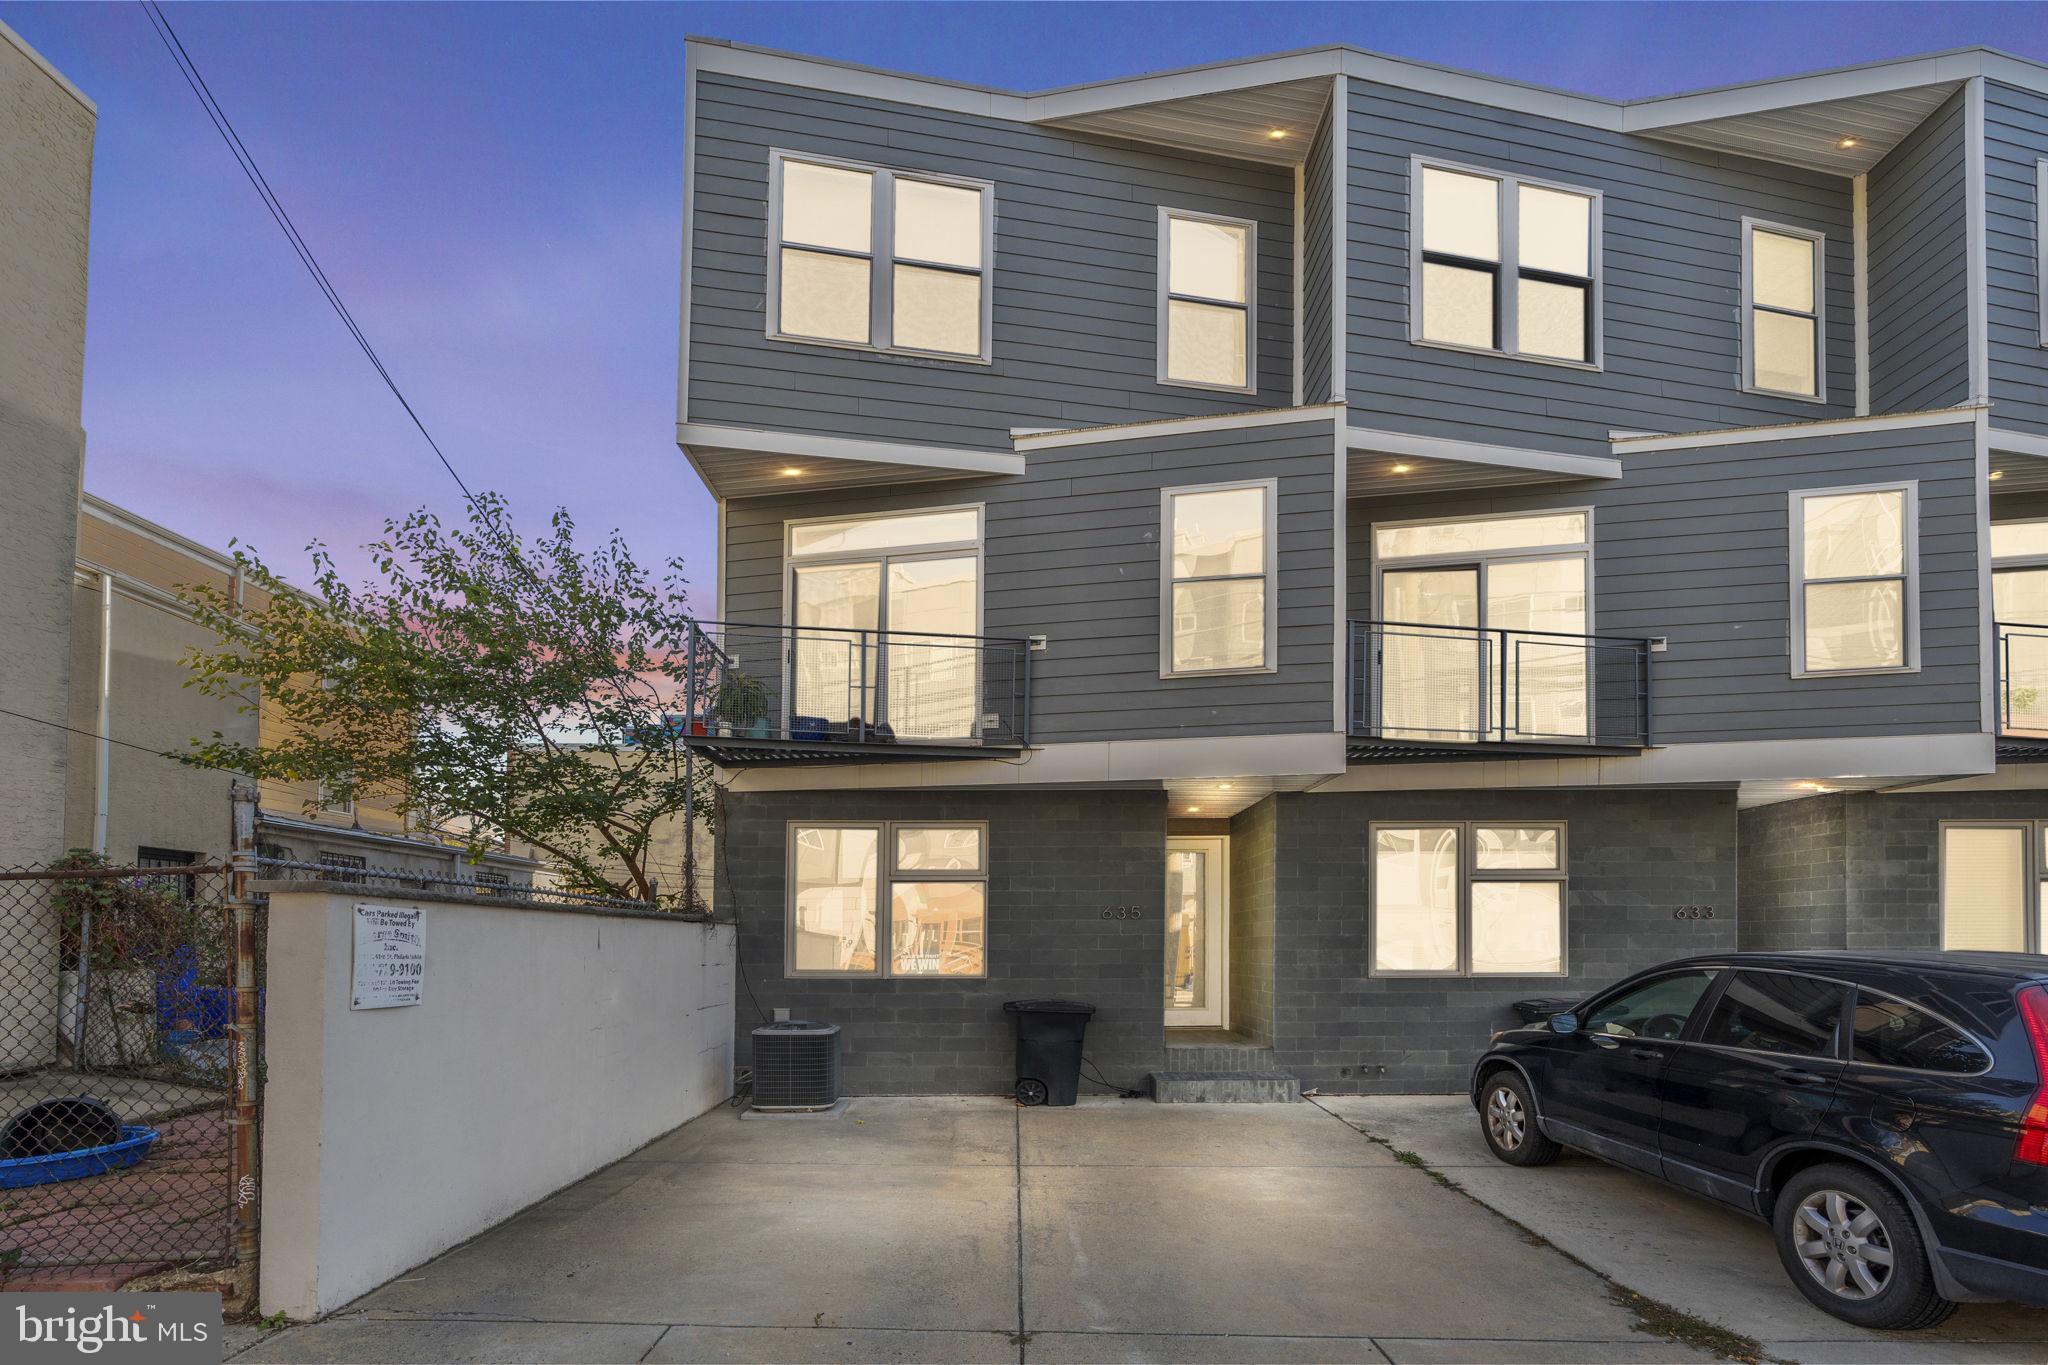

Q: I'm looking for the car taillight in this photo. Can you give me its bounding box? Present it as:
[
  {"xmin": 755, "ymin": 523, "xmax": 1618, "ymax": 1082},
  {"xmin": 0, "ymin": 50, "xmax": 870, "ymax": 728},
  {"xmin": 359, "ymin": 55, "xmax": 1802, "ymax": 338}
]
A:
[{"xmin": 2019, "ymin": 985, "xmax": 2048, "ymax": 1167}]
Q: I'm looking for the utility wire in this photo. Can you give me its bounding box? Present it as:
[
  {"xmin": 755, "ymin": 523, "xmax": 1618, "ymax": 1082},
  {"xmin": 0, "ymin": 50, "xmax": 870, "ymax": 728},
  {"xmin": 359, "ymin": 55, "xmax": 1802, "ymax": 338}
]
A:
[
  {"xmin": 0, "ymin": 703, "xmax": 230, "ymax": 769},
  {"xmin": 137, "ymin": 0, "xmax": 479, "ymax": 511}
]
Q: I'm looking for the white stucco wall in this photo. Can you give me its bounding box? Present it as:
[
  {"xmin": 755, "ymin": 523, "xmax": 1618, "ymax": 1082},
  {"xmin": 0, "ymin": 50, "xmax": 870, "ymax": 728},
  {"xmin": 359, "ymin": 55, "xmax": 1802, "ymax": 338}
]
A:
[{"xmin": 258, "ymin": 885, "xmax": 734, "ymax": 1318}]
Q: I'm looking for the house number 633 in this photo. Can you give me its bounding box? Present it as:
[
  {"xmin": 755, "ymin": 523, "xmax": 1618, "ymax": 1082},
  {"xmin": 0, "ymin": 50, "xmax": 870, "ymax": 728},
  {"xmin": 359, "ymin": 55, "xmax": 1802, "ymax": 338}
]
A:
[
  {"xmin": 1102, "ymin": 906, "xmax": 1145, "ymax": 920},
  {"xmin": 1673, "ymin": 906, "xmax": 1716, "ymax": 920}
]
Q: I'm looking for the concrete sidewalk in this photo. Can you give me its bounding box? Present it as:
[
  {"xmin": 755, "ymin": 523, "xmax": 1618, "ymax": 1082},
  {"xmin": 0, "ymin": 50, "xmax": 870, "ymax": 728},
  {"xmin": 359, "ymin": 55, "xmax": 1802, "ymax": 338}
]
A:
[
  {"xmin": 1316, "ymin": 1095, "xmax": 2048, "ymax": 1365},
  {"xmin": 233, "ymin": 1096, "xmax": 1723, "ymax": 1364}
]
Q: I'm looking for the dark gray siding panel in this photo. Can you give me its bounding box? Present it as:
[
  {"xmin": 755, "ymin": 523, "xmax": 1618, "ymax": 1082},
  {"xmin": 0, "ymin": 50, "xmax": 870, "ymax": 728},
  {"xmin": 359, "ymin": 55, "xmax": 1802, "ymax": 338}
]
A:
[
  {"xmin": 1346, "ymin": 421, "xmax": 1983, "ymax": 742},
  {"xmin": 1345, "ymin": 78, "xmax": 1857, "ymax": 454},
  {"xmin": 689, "ymin": 74, "xmax": 1294, "ymax": 449},
  {"xmin": 1988, "ymin": 81, "xmax": 2048, "ymax": 435},
  {"xmin": 1868, "ymin": 89, "xmax": 1970, "ymax": 415},
  {"xmin": 1301, "ymin": 101, "xmax": 1335, "ymax": 405},
  {"xmin": 724, "ymin": 419, "xmax": 1338, "ymax": 743}
]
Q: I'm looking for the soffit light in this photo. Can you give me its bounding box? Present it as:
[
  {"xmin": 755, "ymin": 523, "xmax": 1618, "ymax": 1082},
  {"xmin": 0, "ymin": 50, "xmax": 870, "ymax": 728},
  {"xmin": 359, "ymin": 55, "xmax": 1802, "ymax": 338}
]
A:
[
  {"xmin": 1991, "ymin": 470, "xmax": 2006, "ymax": 481},
  {"xmin": 1837, "ymin": 137, "xmax": 1859, "ymax": 149},
  {"xmin": 1267, "ymin": 129, "xmax": 1289, "ymax": 140},
  {"xmin": 780, "ymin": 467, "xmax": 805, "ymax": 477},
  {"xmin": 1391, "ymin": 462, "xmax": 1413, "ymax": 474}
]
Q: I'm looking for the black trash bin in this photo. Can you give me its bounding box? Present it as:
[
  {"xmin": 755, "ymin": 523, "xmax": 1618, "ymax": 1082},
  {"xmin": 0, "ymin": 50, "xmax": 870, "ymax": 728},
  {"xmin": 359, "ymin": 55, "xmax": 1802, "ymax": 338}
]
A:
[{"xmin": 1003, "ymin": 999, "xmax": 1095, "ymax": 1106}]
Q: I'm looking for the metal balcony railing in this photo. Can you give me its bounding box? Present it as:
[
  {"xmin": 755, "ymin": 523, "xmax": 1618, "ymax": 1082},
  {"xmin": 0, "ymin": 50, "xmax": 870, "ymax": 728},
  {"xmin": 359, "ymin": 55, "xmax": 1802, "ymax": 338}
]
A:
[
  {"xmin": 681, "ymin": 620, "xmax": 1031, "ymax": 761},
  {"xmin": 1348, "ymin": 619, "xmax": 1654, "ymax": 754},
  {"xmin": 1996, "ymin": 621, "xmax": 2048, "ymax": 740}
]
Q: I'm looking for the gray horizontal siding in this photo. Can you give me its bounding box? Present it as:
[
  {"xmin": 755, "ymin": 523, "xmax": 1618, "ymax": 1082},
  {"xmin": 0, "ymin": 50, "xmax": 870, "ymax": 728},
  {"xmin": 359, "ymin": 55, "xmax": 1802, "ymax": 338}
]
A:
[
  {"xmin": 1345, "ymin": 78, "xmax": 1857, "ymax": 455},
  {"xmin": 723, "ymin": 419, "xmax": 1338, "ymax": 743},
  {"xmin": 1346, "ymin": 421, "xmax": 1983, "ymax": 743},
  {"xmin": 1301, "ymin": 100, "xmax": 1335, "ymax": 405},
  {"xmin": 688, "ymin": 74, "xmax": 1294, "ymax": 450},
  {"xmin": 1987, "ymin": 81, "xmax": 2048, "ymax": 435},
  {"xmin": 1868, "ymin": 87, "xmax": 1970, "ymax": 415}
]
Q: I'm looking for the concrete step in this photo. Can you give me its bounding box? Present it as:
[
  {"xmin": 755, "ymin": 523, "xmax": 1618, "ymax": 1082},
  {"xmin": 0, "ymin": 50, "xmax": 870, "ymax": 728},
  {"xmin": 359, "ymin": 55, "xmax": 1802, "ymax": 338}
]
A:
[{"xmin": 1150, "ymin": 1070, "xmax": 1301, "ymax": 1104}]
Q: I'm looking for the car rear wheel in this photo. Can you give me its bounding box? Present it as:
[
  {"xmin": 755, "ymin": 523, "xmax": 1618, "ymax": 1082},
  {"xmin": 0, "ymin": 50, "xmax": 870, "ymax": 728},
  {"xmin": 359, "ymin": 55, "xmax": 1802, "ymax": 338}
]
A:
[
  {"xmin": 1772, "ymin": 1163, "xmax": 1958, "ymax": 1330},
  {"xmin": 1478, "ymin": 1070, "xmax": 1560, "ymax": 1167}
]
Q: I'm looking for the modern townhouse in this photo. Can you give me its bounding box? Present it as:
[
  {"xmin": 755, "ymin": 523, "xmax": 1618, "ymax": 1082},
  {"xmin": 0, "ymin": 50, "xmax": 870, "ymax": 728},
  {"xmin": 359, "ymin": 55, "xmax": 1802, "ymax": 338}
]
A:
[{"xmin": 676, "ymin": 37, "xmax": 2048, "ymax": 1096}]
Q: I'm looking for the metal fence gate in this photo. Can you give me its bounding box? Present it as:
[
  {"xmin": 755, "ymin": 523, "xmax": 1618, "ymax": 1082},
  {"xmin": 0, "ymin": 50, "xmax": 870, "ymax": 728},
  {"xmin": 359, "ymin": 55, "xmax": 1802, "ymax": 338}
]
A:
[{"xmin": 0, "ymin": 860, "xmax": 261, "ymax": 1293}]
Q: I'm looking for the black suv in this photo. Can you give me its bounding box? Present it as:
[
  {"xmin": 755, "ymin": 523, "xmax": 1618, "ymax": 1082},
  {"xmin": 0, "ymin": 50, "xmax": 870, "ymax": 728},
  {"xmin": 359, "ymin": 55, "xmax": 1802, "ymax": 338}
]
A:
[{"xmin": 1470, "ymin": 951, "xmax": 2048, "ymax": 1330}]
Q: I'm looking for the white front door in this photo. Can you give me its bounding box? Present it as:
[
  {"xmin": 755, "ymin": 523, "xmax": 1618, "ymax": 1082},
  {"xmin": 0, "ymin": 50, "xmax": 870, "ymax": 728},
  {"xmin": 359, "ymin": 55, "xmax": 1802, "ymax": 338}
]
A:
[{"xmin": 1164, "ymin": 836, "xmax": 1228, "ymax": 1028}]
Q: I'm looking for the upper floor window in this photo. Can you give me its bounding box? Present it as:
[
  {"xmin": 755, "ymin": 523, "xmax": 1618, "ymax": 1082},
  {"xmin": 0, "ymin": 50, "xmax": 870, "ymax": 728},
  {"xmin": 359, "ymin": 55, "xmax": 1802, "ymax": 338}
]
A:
[
  {"xmin": 1789, "ymin": 484, "xmax": 1916, "ymax": 676},
  {"xmin": 770, "ymin": 151, "xmax": 992, "ymax": 362},
  {"xmin": 1743, "ymin": 220, "xmax": 1825, "ymax": 400},
  {"xmin": 1161, "ymin": 480, "xmax": 1274, "ymax": 676},
  {"xmin": 1158, "ymin": 209, "xmax": 1255, "ymax": 392},
  {"xmin": 1411, "ymin": 160, "xmax": 1600, "ymax": 367}
]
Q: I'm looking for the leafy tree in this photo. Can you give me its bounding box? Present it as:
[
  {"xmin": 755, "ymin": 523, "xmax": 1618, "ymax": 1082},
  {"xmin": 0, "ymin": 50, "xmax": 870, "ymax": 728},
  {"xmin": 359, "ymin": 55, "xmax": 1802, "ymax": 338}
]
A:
[{"xmin": 179, "ymin": 494, "xmax": 712, "ymax": 908}]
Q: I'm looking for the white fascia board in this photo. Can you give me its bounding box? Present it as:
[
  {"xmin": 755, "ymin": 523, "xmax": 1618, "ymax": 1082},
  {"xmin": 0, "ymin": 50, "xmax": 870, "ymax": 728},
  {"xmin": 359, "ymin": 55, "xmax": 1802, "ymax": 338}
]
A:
[
  {"xmin": 1612, "ymin": 406, "xmax": 1984, "ymax": 454},
  {"xmin": 1990, "ymin": 426, "xmax": 2048, "ymax": 459},
  {"xmin": 1621, "ymin": 50, "xmax": 1991, "ymax": 131},
  {"xmin": 1026, "ymin": 50, "xmax": 1344, "ymax": 122},
  {"xmin": 1338, "ymin": 49, "xmax": 1621, "ymax": 128},
  {"xmin": 678, "ymin": 422, "xmax": 1025, "ymax": 477},
  {"xmin": 1014, "ymin": 404, "xmax": 1343, "ymax": 452},
  {"xmin": 723, "ymin": 732, "xmax": 1347, "ymax": 793},
  {"xmin": 1345, "ymin": 426, "xmax": 1621, "ymax": 480},
  {"xmin": 0, "ymin": 18, "xmax": 95, "ymax": 115},
  {"xmin": 686, "ymin": 37, "xmax": 1015, "ymax": 117}
]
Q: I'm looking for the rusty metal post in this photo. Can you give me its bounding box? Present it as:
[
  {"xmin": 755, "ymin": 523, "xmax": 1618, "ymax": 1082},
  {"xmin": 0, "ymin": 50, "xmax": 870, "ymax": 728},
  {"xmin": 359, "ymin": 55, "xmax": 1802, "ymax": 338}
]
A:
[{"xmin": 227, "ymin": 780, "xmax": 261, "ymax": 1309}]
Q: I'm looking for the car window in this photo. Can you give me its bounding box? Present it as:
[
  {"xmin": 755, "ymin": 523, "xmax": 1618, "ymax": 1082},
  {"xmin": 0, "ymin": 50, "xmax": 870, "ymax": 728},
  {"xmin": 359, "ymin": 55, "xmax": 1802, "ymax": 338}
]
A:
[
  {"xmin": 1584, "ymin": 970, "xmax": 1717, "ymax": 1040},
  {"xmin": 1697, "ymin": 971, "xmax": 1846, "ymax": 1058},
  {"xmin": 1851, "ymin": 993, "xmax": 1989, "ymax": 1074}
]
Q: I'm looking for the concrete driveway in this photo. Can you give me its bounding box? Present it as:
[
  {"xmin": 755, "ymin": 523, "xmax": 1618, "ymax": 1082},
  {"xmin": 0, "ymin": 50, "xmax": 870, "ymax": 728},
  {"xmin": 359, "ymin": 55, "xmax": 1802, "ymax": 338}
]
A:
[
  {"xmin": 234, "ymin": 1096, "xmax": 1721, "ymax": 1364},
  {"xmin": 1316, "ymin": 1095, "xmax": 2048, "ymax": 1365}
]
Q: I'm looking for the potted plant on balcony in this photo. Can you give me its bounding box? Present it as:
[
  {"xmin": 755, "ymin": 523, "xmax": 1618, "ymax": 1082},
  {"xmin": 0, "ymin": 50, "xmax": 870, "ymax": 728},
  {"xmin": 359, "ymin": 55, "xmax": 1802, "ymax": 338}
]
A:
[{"xmin": 714, "ymin": 669, "xmax": 773, "ymax": 739}]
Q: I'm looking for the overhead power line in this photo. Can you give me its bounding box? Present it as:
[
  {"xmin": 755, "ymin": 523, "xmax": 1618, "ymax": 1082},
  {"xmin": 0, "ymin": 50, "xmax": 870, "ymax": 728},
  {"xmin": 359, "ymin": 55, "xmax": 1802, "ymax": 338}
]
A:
[
  {"xmin": 0, "ymin": 702, "xmax": 229, "ymax": 770},
  {"xmin": 137, "ymin": 0, "xmax": 480, "ymax": 511}
]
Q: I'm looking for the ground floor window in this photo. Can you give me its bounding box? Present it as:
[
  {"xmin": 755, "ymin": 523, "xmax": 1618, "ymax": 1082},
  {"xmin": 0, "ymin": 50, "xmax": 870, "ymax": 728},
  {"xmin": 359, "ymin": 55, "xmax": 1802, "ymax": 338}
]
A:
[
  {"xmin": 1371, "ymin": 822, "xmax": 1567, "ymax": 976},
  {"xmin": 788, "ymin": 822, "xmax": 987, "ymax": 978},
  {"xmin": 1940, "ymin": 822, "xmax": 2046, "ymax": 953}
]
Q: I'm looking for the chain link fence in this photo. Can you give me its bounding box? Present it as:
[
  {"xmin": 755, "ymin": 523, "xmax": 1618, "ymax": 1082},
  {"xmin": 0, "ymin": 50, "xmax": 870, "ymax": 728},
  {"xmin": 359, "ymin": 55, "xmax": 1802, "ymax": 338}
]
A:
[{"xmin": 0, "ymin": 862, "xmax": 255, "ymax": 1288}]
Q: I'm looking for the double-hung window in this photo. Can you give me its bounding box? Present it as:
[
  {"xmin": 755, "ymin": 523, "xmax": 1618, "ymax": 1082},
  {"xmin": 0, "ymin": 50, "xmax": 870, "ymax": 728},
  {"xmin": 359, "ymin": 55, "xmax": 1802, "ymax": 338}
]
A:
[
  {"xmin": 1161, "ymin": 480, "xmax": 1275, "ymax": 676},
  {"xmin": 1159, "ymin": 209, "xmax": 1256, "ymax": 391},
  {"xmin": 1993, "ymin": 519, "xmax": 2048, "ymax": 734},
  {"xmin": 1743, "ymin": 220, "xmax": 1825, "ymax": 400},
  {"xmin": 1413, "ymin": 160, "xmax": 1600, "ymax": 366},
  {"xmin": 770, "ymin": 151, "xmax": 992, "ymax": 361},
  {"xmin": 1790, "ymin": 484, "xmax": 1916, "ymax": 675},
  {"xmin": 1940, "ymin": 822, "xmax": 2048, "ymax": 953},
  {"xmin": 788, "ymin": 822, "xmax": 988, "ymax": 977},
  {"xmin": 1371, "ymin": 822, "xmax": 1567, "ymax": 976}
]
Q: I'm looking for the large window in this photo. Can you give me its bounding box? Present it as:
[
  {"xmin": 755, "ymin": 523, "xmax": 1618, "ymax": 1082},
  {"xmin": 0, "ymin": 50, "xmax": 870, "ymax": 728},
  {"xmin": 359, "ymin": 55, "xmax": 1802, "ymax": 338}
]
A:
[
  {"xmin": 1371, "ymin": 822, "xmax": 1567, "ymax": 976},
  {"xmin": 1941, "ymin": 822, "xmax": 2048, "ymax": 953},
  {"xmin": 1161, "ymin": 481, "xmax": 1275, "ymax": 676},
  {"xmin": 769, "ymin": 151, "xmax": 992, "ymax": 361},
  {"xmin": 1411, "ymin": 159, "xmax": 1600, "ymax": 366},
  {"xmin": 788, "ymin": 822, "xmax": 988, "ymax": 977},
  {"xmin": 785, "ymin": 507, "xmax": 982, "ymax": 739},
  {"xmin": 1158, "ymin": 209, "xmax": 1255, "ymax": 392},
  {"xmin": 1789, "ymin": 484, "xmax": 1915, "ymax": 676},
  {"xmin": 1743, "ymin": 220, "xmax": 1825, "ymax": 400},
  {"xmin": 1992, "ymin": 519, "xmax": 2048, "ymax": 734}
]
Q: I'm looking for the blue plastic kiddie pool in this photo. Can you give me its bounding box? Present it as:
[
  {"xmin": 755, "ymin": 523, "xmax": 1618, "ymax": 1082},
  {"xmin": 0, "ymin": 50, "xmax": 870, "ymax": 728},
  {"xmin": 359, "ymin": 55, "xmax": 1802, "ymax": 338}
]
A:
[{"xmin": 0, "ymin": 1125, "xmax": 158, "ymax": 1189}]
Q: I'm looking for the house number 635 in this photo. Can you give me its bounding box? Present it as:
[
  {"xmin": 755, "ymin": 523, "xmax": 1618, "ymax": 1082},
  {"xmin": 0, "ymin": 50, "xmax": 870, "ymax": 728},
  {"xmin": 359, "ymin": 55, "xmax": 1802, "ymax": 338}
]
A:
[{"xmin": 1102, "ymin": 906, "xmax": 1144, "ymax": 920}]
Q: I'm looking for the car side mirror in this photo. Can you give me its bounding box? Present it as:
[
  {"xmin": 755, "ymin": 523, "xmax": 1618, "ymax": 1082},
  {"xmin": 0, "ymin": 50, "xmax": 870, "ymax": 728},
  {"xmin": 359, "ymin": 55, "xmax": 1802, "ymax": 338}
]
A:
[{"xmin": 1549, "ymin": 1012, "xmax": 1579, "ymax": 1035}]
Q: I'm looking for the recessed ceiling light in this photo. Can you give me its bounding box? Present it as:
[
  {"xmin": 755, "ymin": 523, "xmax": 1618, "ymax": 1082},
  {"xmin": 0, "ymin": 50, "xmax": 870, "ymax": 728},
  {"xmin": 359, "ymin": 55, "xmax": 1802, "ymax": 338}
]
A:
[
  {"xmin": 1267, "ymin": 129, "xmax": 1288, "ymax": 140},
  {"xmin": 1837, "ymin": 137, "xmax": 1859, "ymax": 149},
  {"xmin": 780, "ymin": 467, "xmax": 805, "ymax": 477},
  {"xmin": 1391, "ymin": 462, "xmax": 1412, "ymax": 474},
  {"xmin": 1991, "ymin": 469, "xmax": 2006, "ymax": 481},
  {"xmin": 1219, "ymin": 782, "xmax": 1235, "ymax": 791}
]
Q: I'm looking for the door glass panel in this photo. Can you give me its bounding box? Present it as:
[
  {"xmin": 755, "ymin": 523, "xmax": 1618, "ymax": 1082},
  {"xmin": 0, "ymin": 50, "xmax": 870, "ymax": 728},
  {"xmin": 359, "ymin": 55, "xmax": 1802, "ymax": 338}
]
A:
[
  {"xmin": 789, "ymin": 509, "xmax": 979, "ymax": 558},
  {"xmin": 1373, "ymin": 826, "xmax": 1460, "ymax": 972},
  {"xmin": 1942, "ymin": 825, "xmax": 2026, "ymax": 951},
  {"xmin": 1991, "ymin": 520, "xmax": 2048, "ymax": 560},
  {"xmin": 1584, "ymin": 970, "xmax": 1716, "ymax": 1039},
  {"xmin": 1995, "ymin": 570, "xmax": 2048, "ymax": 735},
  {"xmin": 1165, "ymin": 850, "xmax": 1208, "ymax": 1011},
  {"xmin": 1697, "ymin": 972, "xmax": 1847, "ymax": 1057},
  {"xmin": 791, "ymin": 827, "xmax": 879, "ymax": 973},
  {"xmin": 1379, "ymin": 569, "xmax": 1482, "ymax": 740},
  {"xmin": 1376, "ymin": 514, "xmax": 1587, "ymax": 560},
  {"xmin": 885, "ymin": 555, "xmax": 978, "ymax": 739},
  {"xmin": 1487, "ymin": 556, "xmax": 1588, "ymax": 740},
  {"xmin": 1471, "ymin": 882, "xmax": 1562, "ymax": 975},
  {"xmin": 890, "ymin": 882, "xmax": 985, "ymax": 976},
  {"xmin": 792, "ymin": 563, "xmax": 880, "ymax": 726}
]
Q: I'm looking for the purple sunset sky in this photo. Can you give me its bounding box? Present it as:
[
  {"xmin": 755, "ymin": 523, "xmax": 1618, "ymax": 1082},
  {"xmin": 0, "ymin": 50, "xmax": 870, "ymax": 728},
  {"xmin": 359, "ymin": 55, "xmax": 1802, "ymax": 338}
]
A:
[{"xmin": 4, "ymin": 1, "xmax": 2044, "ymax": 608}]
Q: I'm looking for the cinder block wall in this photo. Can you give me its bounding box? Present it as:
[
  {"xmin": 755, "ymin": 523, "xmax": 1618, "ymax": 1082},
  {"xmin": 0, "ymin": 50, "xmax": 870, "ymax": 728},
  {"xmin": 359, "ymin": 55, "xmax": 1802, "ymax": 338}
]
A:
[
  {"xmin": 718, "ymin": 788, "xmax": 1167, "ymax": 1094},
  {"xmin": 1737, "ymin": 794, "xmax": 1849, "ymax": 949},
  {"xmin": 1271, "ymin": 789, "xmax": 1739, "ymax": 1094},
  {"xmin": 1226, "ymin": 797, "xmax": 1277, "ymax": 1046}
]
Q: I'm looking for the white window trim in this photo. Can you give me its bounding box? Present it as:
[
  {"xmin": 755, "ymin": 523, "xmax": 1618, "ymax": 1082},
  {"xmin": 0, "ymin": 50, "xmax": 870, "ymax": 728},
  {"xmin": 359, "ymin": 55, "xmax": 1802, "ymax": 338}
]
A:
[
  {"xmin": 1787, "ymin": 481, "xmax": 1919, "ymax": 678},
  {"xmin": 1156, "ymin": 206, "xmax": 1259, "ymax": 395},
  {"xmin": 765, "ymin": 148, "xmax": 995, "ymax": 365},
  {"xmin": 1368, "ymin": 821, "xmax": 1569, "ymax": 979},
  {"xmin": 1159, "ymin": 478, "xmax": 1279, "ymax": 679},
  {"xmin": 784, "ymin": 819, "xmax": 991, "ymax": 979},
  {"xmin": 1408, "ymin": 156, "xmax": 1605, "ymax": 372},
  {"xmin": 1741, "ymin": 217, "xmax": 1829, "ymax": 404},
  {"xmin": 1938, "ymin": 819, "xmax": 2043, "ymax": 954}
]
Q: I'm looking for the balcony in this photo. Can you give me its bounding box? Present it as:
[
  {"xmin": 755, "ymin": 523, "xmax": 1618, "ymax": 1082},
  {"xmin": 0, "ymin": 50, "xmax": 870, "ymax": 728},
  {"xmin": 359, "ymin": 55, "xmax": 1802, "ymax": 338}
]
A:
[
  {"xmin": 1996, "ymin": 621, "xmax": 2048, "ymax": 760},
  {"xmin": 1347, "ymin": 619, "xmax": 1655, "ymax": 762},
  {"xmin": 679, "ymin": 621, "xmax": 1032, "ymax": 766}
]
